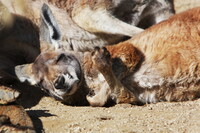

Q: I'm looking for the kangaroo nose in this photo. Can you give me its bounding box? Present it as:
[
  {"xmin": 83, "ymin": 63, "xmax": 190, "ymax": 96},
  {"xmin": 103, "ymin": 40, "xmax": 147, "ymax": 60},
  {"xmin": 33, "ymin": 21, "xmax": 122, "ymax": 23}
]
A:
[{"xmin": 54, "ymin": 76, "xmax": 66, "ymax": 90}]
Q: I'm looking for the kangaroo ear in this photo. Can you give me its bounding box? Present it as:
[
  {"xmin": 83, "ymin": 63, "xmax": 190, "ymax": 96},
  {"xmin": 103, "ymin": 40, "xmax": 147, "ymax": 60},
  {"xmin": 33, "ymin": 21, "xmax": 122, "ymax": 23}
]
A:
[
  {"xmin": 40, "ymin": 3, "xmax": 61, "ymax": 50},
  {"xmin": 15, "ymin": 64, "xmax": 38, "ymax": 85}
]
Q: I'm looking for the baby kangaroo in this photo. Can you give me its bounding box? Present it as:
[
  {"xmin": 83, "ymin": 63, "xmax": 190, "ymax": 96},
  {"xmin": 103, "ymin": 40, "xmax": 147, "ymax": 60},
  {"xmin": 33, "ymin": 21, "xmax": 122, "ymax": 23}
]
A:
[{"xmin": 16, "ymin": 6, "xmax": 200, "ymax": 106}]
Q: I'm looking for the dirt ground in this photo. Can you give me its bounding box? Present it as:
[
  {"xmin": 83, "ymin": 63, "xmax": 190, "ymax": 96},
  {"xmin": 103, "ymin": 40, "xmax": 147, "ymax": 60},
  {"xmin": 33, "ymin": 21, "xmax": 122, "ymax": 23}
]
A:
[{"xmin": 24, "ymin": 1, "xmax": 200, "ymax": 133}]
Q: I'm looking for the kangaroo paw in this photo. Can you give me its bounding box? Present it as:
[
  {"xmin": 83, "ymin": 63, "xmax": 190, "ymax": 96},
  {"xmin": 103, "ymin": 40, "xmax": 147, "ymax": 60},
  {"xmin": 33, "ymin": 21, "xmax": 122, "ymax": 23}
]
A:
[{"xmin": 92, "ymin": 47, "xmax": 111, "ymax": 72}]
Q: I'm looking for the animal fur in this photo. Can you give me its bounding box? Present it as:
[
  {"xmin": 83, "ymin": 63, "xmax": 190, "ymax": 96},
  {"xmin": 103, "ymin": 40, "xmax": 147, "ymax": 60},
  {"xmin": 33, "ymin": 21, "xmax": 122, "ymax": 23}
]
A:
[
  {"xmin": 1, "ymin": 0, "xmax": 175, "ymax": 51},
  {"xmin": 88, "ymin": 7, "xmax": 200, "ymax": 105},
  {"xmin": 0, "ymin": 2, "xmax": 39, "ymax": 131},
  {"xmin": 0, "ymin": 1, "xmax": 164, "ymax": 131},
  {"xmin": 15, "ymin": 6, "xmax": 200, "ymax": 106},
  {"xmin": 0, "ymin": 105, "xmax": 35, "ymax": 133}
]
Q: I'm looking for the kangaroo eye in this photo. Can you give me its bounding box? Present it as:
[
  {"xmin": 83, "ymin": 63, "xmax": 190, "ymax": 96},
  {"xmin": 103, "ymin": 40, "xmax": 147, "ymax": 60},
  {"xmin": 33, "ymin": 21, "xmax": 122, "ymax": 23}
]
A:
[
  {"xmin": 66, "ymin": 73, "xmax": 73, "ymax": 79},
  {"xmin": 54, "ymin": 76, "xmax": 65, "ymax": 89}
]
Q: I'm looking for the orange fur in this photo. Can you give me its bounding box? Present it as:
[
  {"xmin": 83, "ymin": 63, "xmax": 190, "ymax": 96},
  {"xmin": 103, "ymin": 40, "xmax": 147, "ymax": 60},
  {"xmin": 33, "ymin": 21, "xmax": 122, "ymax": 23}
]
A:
[
  {"xmin": 128, "ymin": 7, "xmax": 200, "ymax": 78},
  {"xmin": 0, "ymin": 105, "xmax": 35, "ymax": 132},
  {"xmin": 118, "ymin": 7, "xmax": 200, "ymax": 102},
  {"xmin": 106, "ymin": 42, "xmax": 143, "ymax": 73}
]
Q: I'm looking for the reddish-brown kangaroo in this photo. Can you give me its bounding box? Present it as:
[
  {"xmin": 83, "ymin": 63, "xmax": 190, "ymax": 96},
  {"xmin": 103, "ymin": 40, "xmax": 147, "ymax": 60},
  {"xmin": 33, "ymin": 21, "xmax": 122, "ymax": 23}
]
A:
[{"xmin": 16, "ymin": 6, "xmax": 200, "ymax": 106}]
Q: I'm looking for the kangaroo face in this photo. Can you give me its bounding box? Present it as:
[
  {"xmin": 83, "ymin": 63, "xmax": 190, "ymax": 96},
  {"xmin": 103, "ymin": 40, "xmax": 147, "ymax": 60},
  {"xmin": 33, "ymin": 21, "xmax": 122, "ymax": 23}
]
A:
[
  {"xmin": 14, "ymin": 4, "xmax": 83, "ymax": 100},
  {"xmin": 34, "ymin": 51, "xmax": 82, "ymax": 99},
  {"xmin": 15, "ymin": 50, "xmax": 82, "ymax": 100}
]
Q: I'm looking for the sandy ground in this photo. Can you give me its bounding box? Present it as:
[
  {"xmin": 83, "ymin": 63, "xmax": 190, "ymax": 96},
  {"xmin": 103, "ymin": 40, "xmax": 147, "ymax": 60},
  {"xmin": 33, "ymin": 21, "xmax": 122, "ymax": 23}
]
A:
[
  {"xmin": 28, "ymin": 97, "xmax": 200, "ymax": 133},
  {"xmin": 20, "ymin": 1, "xmax": 200, "ymax": 133}
]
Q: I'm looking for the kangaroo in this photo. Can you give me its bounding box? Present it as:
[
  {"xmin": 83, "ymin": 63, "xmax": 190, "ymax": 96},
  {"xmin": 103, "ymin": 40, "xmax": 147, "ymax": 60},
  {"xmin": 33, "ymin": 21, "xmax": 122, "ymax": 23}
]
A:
[
  {"xmin": 1, "ymin": 0, "xmax": 175, "ymax": 51},
  {"xmin": 11, "ymin": 4, "xmax": 140, "ymax": 106},
  {"xmin": 0, "ymin": 1, "xmax": 135, "ymax": 132},
  {"xmin": 16, "ymin": 6, "xmax": 200, "ymax": 107}
]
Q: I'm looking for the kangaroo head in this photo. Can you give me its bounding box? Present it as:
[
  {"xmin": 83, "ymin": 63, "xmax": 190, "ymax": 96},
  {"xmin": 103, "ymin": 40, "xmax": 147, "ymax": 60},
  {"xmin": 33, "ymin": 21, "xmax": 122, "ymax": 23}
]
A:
[
  {"xmin": 15, "ymin": 50, "xmax": 82, "ymax": 100},
  {"xmin": 15, "ymin": 4, "xmax": 82, "ymax": 100}
]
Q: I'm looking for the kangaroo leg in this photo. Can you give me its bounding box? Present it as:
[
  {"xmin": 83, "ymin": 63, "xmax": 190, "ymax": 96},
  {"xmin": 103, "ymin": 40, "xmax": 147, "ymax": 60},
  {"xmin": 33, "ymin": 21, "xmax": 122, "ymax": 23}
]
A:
[
  {"xmin": 0, "ymin": 105, "xmax": 35, "ymax": 132},
  {"xmin": 72, "ymin": 7, "xmax": 144, "ymax": 37},
  {"xmin": 89, "ymin": 47, "xmax": 137, "ymax": 105}
]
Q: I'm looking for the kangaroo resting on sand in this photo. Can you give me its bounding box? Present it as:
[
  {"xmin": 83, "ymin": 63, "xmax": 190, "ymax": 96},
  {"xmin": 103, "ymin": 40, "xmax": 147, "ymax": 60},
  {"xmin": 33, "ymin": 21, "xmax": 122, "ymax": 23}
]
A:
[
  {"xmin": 0, "ymin": 0, "xmax": 172, "ymax": 131},
  {"xmin": 0, "ymin": 1, "xmax": 174, "ymax": 132},
  {"xmin": 16, "ymin": 6, "xmax": 200, "ymax": 106}
]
